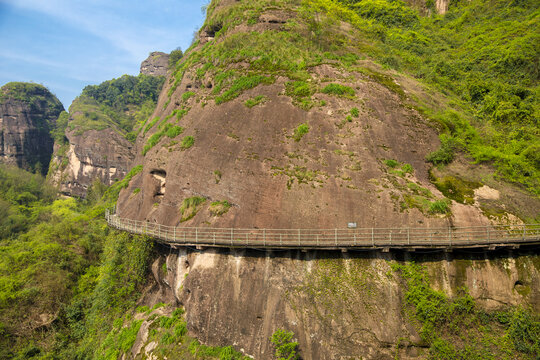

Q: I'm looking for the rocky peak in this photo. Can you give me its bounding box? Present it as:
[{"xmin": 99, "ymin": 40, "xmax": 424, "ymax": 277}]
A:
[
  {"xmin": 0, "ymin": 82, "xmax": 64, "ymax": 174},
  {"xmin": 140, "ymin": 52, "xmax": 170, "ymax": 76}
]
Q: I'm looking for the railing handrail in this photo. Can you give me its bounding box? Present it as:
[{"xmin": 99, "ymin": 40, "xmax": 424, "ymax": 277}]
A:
[{"xmin": 104, "ymin": 209, "xmax": 540, "ymax": 249}]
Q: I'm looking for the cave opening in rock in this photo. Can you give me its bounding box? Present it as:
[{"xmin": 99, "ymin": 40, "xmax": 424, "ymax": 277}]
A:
[
  {"xmin": 150, "ymin": 169, "xmax": 167, "ymax": 199},
  {"xmin": 205, "ymin": 23, "xmax": 222, "ymax": 37}
]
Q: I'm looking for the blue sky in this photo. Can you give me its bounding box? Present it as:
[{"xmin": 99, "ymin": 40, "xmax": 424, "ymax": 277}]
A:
[{"xmin": 0, "ymin": 0, "xmax": 209, "ymax": 108}]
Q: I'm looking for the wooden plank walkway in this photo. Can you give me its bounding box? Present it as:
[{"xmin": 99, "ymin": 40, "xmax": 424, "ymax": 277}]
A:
[{"xmin": 105, "ymin": 210, "xmax": 540, "ymax": 251}]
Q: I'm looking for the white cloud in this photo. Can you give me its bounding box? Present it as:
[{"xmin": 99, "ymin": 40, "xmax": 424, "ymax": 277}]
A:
[{"xmin": 0, "ymin": 0, "xmax": 184, "ymax": 60}]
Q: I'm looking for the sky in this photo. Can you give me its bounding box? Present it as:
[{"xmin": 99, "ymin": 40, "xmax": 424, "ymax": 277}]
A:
[{"xmin": 0, "ymin": 0, "xmax": 209, "ymax": 108}]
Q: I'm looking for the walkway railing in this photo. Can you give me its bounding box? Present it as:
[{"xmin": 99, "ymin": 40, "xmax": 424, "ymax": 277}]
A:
[{"xmin": 105, "ymin": 210, "xmax": 540, "ymax": 249}]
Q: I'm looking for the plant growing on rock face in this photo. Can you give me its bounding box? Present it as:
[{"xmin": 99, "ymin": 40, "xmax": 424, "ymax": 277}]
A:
[
  {"xmin": 270, "ymin": 329, "xmax": 299, "ymax": 360},
  {"xmin": 209, "ymin": 200, "xmax": 231, "ymax": 216},
  {"xmin": 428, "ymin": 199, "xmax": 451, "ymax": 214},
  {"xmin": 180, "ymin": 136, "xmax": 194, "ymax": 150},
  {"xmin": 293, "ymin": 123, "xmax": 309, "ymax": 142},
  {"xmin": 244, "ymin": 95, "xmax": 266, "ymax": 108},
  {"xmin": 179, "ymin": 196, "xmax": 206, "ymax": 222},
  {"xmin": 321, "ymin": 83, "xmax": 355, "ymax": 97}
]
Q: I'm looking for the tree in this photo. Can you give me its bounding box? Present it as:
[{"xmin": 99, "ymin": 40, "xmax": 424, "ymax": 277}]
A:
[
  {"xmin": 169, "ymin": 47, "xmax": 183, "ymax": 68},
  {"xmin": 270, "ymin": 329, "xmax": 299, "ymax": 360}
]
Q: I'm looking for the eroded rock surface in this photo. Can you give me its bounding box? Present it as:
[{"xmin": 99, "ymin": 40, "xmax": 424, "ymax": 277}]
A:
[
  {"xmin": 138, "ymin": 246, "xmax": 539, "ymax": 360},
  {"xmin": 140, "ymin": 52, "xmax": 170, "ymax": 76},
  {"xmin": 49, "ymin": 128, "xmax": 135, "ymax": 197},
  {"xmin": 0, "ymin": 82, "xmax": 63, "ymax": 173}
]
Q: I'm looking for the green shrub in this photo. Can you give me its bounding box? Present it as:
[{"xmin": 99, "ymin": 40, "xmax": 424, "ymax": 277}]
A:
[
  {"xmin": 182, "ymin": 91, "xmax": 195, "ymax": 101},
  {"xmin": 270, "ymin": 329, "xmax": 299, "ymax": 360},
  {"xmin": 428, "ymin": 200, "xmax": 451, "ymax": 214},
  {"xmin": 508, "ymin": 308, "xmax": 540, "ymax": 355},
  {"xmin": 180, "ymin": 136, "xmax": 194, "ymax": 150},
  {"xmin": 144, "ymin": 116, "xmax": 161, "ymax": 135},
  {"xmin": 293, "ymin": 123, "xmax": 309, "ymax": 142},
  {"xmin": 384, "ymin": 159, "xmax": 399, "ymax": 168},
  {"xmin": 321, "ymin": 83, "xmax": 355, "ymax": 97},
  {"xmin": 209, "ymin": 200, "xmax": 232, "ymax": 216},
  {"xmin": 169, "ymin": 47, "xmax": 183, "ymax": 68},
  {"xmin": 401, "ymin": 163, "xmax": 413, "ymax": 174},
  {"xmin": 166, "ymin": 125, "xmax": 184, "ymax": 138},
  {"xmin": 244, "ymin": 95, "xmax": 266, "ymax": 108},
  {"xmin": 215, "ymin": 75, "xmax": 274, "ymax": 104},
  {"xmin": 350, "ymin": 107, "xmax": 359, "ymax": 117},
  {"xmin": 426, "ymin": 135, "xmax": 457, "ymax": 166}
]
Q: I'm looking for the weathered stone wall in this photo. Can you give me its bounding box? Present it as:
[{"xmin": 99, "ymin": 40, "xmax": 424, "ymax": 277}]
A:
[
  {"xmin": 140, "ymin": 52, "xmax": 170, "ymax": 77},
  {"xmin": 142, "ymin": 246, "xmax": 539, "ymax": 359},
  {"xmin": 0, "ymin": 83, "xmax": 63, "ymax": 173},
  {"xmin": 49, "ymin": 128, "xmax": 135, "ymax": 197}
]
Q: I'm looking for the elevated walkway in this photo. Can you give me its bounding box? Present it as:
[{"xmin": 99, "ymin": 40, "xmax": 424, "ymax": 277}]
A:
[{"xmin": 105, "ymin": 210, "xmax": 540, "ymax": 251}]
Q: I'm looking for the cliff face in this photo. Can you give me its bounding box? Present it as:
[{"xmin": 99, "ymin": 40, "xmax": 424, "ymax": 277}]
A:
[
  {"xmin": 49, "ymin": 127, "xmax": 135, "ymax": 197},
  {"xmin": 140, "ymin": 52, "xmax": 170, "ymax": 76},
  {"xmin": 134, "ymin": 247, "xmax": 539, "ymax": 359},
  {"xmin": 50, "ymin": 74, "xmax": 164, "ymax": 197},
  {"xmin": 108, "ymin": 0, "xmax": 538, "ymax": 358},
  {"xmin": 0, "ymin": 83, "xmax": 63, "ymax": 174},
  {"xmin": 115, "ymin": 0, "xmax": 533, "ymax": 230}
]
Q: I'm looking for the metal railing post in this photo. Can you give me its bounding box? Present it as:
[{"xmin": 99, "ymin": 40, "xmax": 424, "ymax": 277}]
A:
[
  {"xmin": 299, "ymin": 229, "xmax": 301, "ymax": 246},
  {"xmin": 335, "ymin": 229, "xmax": 337, "ymax": 246},
  {"xmin": 523, "ymin": 224, "xmax": 526, "ymax": 241},
  {"xmin": 196, "ymin": 228, "xmax": 198, "ymax": 244},
  {"xmin": 263, "ymin": 229, "xmax": 266, "ymax": 247},
  {"xmin": 372, "ymin": 228, "xmax": 374, "ymax": 246},
  {"xmin": 231, "ymin": 228, "xmax": 233, "ymax": 246},
  {"xmin": 449, "ymin": 228, "xmax": 452, "ymax": 247},
  {"xmin": 407, "ymin": 228, "xmax": 410, "ymax": 245}
]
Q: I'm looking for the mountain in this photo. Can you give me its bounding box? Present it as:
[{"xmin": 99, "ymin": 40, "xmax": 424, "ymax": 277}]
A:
[
  {"xmin": 0, "ymin": 82, "xmax": 64, "ymax": 174},
  {"xmin": 49, "ymin": 74, "xmax": 165, "ymax": 197},
  {"xmin": 1, "ymin": 0, "xmax": 538, "ymax": 359},
  {"xmin": 107, "ymin": 0, "xmax": 539, "ymax": 358},
  {"xmin": 117, "ymin": 0, "xmax": 539, "ymax": 231}
]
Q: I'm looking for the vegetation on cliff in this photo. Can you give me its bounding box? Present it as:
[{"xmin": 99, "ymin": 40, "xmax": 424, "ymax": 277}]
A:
[
  {"xmin": 0, "ymin": 164, "xmax": 149, "ymax": 358},
  {"xmin": 68, "ymin": 74, "xmax": 165, "ymax": 141},
  {"xmin": 394, "ymin": 262, "xmax": 540, "ymax": 359},
  {"xmin": 162, "ymin": 0, "xmax": 538, "ymax": 197},
  {"xmin": 2, "ymin": 0, "xmax": 539, "ymax": 358},
  {"xmin": 0, "ymin": 165, "xmax": 250, "ymax": 359},
  {"xmin": 0, "ymin": 82, "xmax": 63, "ymax": 116}
]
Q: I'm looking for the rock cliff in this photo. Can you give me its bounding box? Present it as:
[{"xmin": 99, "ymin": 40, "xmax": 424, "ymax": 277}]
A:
[
  {"xmin": 50, "ymin": 74, "xmax": 164, "ymax": 197},
  {"xmin": 133, "ymin": 246, "xmax": 539, "ymax": 359},
  {"xmin": 117, "ymin": 0, "xmax": 538, "ymax": 229},
  {"xmin": 109, "ymin": 0, "xmax": 540, "ymax": 358},
  {"xmin": 140, "ymin": 52, "xmax": 170, "ymax": 76},
  {"xmin": 49, "ymin": 127, "xmax": 136, "ymax": 197},
  {"xmin": 0, "ymin": 82, "xmax": 63, "ymax": 174}
]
